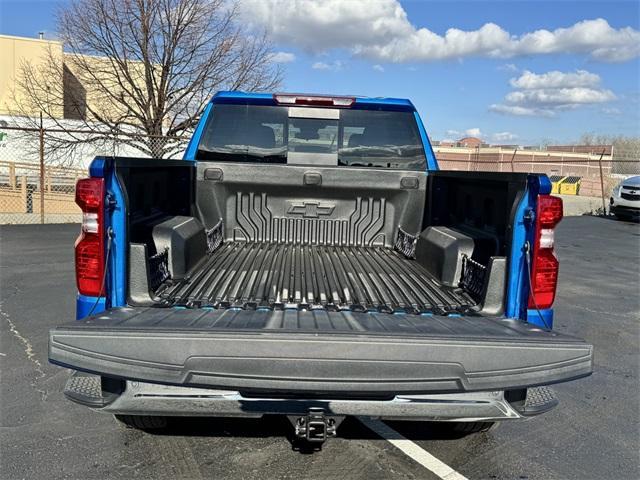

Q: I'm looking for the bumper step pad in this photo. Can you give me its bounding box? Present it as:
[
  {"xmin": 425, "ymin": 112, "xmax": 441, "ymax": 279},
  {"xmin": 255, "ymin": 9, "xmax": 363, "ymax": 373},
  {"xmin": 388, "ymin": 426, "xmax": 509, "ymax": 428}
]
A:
[
  {"xmin": 63, "ymin": 372, "xmax": 119, "ymax": 408},
  {"xmin": 522, "ymin": 386, "xmax": 559, "ymax": 415}
]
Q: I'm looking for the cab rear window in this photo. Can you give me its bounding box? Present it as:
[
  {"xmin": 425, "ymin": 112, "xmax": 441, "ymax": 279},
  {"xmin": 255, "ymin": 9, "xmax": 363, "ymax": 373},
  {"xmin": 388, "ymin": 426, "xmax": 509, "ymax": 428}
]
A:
[{"xmin": 197, "ymin": 104, "xmax": 426, "ymax": 170}]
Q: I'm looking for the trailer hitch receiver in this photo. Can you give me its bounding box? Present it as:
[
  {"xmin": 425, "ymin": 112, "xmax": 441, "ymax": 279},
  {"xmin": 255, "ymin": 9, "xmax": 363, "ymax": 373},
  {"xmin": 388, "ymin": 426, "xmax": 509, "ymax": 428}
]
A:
[{"xmin": 289, "ymin": 408, "xmax": 344, "ymax": 443}]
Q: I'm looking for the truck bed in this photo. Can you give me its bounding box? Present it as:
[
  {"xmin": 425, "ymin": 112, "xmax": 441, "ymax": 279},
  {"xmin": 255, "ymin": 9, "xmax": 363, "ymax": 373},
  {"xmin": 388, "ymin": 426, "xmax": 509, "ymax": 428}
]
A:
[{"xmin": 157, "ymin": 242, "xmax": 476, "ymax": 314}]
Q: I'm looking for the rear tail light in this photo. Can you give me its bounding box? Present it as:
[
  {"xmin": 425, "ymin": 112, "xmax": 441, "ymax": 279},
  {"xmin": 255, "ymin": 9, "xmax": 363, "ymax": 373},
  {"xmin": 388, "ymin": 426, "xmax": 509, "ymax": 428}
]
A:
[
  {"xmin": 528, "ymin": 195, "xmax": 563, "ymax": 309},
  {"xmin": 75, "ymin": 178, "xmax": 105, "ymax": 296},
  {"xmin": 274, "ymin": 93, "xmax": 355, "ymax": 107}
]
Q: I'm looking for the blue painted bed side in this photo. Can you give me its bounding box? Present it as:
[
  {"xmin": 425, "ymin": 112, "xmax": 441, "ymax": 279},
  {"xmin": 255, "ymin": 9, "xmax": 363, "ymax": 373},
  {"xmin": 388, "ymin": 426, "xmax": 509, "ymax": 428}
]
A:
[
  {"xmin": 527, "ymin": 308, "xmax": 553, "ymax": 329},
  {"xmin": 505, "ymin": 174, "xmax": 554, "ymax": 327},
  {"xmin": 88, "ymin": 157, "xmax": 106, "ymax": 177},
  {"xmin": 104, "ymin": 158, "xmax": 127, "ymax": 309},
  {"xmin": 76, "ymin": 295, "xmax": 105, "ymax": 319}
]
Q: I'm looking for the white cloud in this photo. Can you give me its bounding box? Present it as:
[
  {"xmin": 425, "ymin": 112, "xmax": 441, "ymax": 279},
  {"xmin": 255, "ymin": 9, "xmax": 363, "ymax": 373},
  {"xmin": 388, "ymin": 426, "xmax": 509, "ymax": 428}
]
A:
[
  {"xmin": 242, "ymin": 0, "xmax": 410, "ymax": 53},
  {"xmin": 311, "ymin": 60, "xmax": 344, "ymax": 71},
  {"xmin": 602, "ymin": 106, "xmax": 622, "ymax": 115},
  {"xmin": 510, "ymin": 70, "xmax": 600, "ymax": 89},
  {"xmin": 242, "ymin": 0, "xmax": 640, "ymax": 63},
  {"xmin": 373, "ymin": 64, "xmax": 385, "ymax": 72},
  {"xmin": 505, "ymin": 87, "xmax": 615, "ymax": 106},
  {"xmin": 501, "ymin": 18, "xmax": 640, "ymax": 62},
  {"xmin": 498, "ymin": 63, "xmax": 519, "ymax": 72},
  {"xmin": 269, "ymin": 51, "xmax": 296, "ymax": 63},
  {"xmin": 492, "ymin": 131, "xmax": 518, "ymax": 142},
  {"xmin": 590, "ymin": 44, "xmax": 640, "ymax": 62},
  {"xmin": 491, "ymin": 69, "xmax": 616, "ymax": 116},
  {"xmin": 443, "ymin": 128, "xmax": 483, "ymax": 138},
  {"xmin": 489, "ymin": 104, "xmax": 555, "ymax": 117},
  {"xmin": 441, "ymin": 129, "xmax": 519, "ymax": 142}
]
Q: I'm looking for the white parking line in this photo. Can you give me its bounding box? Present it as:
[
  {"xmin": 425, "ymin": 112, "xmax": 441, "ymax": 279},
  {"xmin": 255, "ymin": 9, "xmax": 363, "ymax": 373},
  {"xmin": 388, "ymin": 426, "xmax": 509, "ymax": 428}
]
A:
[{"xmin": 358, "ymin": 417, "xmax": 468, "ymax": 480}]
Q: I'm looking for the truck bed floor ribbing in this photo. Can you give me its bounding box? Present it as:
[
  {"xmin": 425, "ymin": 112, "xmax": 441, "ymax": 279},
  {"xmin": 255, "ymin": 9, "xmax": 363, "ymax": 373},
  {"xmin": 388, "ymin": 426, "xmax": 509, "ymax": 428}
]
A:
[{"xmin": 158, "ymin": 242, "xmax": 476, "ymax": 314}]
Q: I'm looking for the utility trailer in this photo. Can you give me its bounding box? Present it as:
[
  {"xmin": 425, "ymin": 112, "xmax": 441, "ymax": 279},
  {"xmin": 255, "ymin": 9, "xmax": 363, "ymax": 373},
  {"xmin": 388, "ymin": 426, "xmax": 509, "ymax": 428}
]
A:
[{"xmin": 50, "ymin": 92, "xmax": 592, "ymax": 444}]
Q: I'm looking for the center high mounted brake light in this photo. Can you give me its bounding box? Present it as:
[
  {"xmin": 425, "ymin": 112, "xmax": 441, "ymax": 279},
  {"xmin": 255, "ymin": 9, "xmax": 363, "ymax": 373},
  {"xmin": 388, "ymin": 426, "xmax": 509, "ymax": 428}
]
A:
[{"xmin": 274, "ymin": 94, "xmax": 355, "ymax": 107}]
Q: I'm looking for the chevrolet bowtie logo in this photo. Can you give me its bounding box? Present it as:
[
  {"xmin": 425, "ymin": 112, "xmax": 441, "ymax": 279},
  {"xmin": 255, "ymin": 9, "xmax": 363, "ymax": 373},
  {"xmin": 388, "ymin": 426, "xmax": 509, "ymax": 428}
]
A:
[{"xmin": 287, "ymin": 202, "xmax": 335, "ymax": 218}]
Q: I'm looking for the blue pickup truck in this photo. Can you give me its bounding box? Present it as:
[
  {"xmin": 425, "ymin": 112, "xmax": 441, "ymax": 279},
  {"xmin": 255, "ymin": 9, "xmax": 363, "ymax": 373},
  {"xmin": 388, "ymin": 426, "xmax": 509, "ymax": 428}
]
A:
[{"xmin": 49, "ymin": 92, "xmax": 592, "ymax": 442}]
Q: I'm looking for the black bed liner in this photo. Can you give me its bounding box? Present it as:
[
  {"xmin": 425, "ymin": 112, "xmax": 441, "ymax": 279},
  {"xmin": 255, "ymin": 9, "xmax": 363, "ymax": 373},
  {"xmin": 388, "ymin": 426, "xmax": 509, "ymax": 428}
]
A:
[
  {"xmin": 49, "ymin": 307, "xmax": 593, "ymax": 395},
  {"xmin": 157, "ymin": 242, "xmax": 475, "ymax": 314}
]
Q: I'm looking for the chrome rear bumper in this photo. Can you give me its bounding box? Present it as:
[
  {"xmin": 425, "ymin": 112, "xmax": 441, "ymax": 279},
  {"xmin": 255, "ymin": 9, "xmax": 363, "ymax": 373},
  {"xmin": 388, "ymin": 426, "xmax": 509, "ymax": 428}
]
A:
[{"xmin": 68, "ymin": 376, "xmax": 538, "ymax": 422}]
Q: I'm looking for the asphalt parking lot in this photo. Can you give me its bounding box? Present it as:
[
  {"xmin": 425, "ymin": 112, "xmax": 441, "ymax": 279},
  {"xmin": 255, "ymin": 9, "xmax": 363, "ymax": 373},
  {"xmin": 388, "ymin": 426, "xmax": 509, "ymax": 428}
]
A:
[{"xmin": 1, "ymin": 216, "xmax": 639, "ymax": 480}]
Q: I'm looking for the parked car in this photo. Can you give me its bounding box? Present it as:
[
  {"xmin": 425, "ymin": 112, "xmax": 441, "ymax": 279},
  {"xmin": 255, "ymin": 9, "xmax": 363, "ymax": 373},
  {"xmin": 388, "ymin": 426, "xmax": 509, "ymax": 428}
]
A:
[
  {"xmin": 610, "ymin": 175, "xmax": 640, "ymax": 220},
  {"xmin": 49, "ymin": 92, "xmax": 593, "ymax": 444}
]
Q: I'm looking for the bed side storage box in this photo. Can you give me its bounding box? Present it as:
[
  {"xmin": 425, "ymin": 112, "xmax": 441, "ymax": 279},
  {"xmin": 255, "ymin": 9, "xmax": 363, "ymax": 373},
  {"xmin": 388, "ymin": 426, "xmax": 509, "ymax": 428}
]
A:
[
  {"xmin": 152, "ymin": 216, "xmax": 207, "ymax": 279},
  {"xmin": 415, "ymin": 226, "xmax": 474, "ymax": 286}
]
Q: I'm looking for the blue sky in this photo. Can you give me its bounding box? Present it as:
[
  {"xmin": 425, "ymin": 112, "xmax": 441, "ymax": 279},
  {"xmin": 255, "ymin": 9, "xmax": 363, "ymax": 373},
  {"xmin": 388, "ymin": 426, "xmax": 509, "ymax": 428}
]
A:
[{"xmin": 1, "ymin": 0, "xmax": 639, "ymax": 144}]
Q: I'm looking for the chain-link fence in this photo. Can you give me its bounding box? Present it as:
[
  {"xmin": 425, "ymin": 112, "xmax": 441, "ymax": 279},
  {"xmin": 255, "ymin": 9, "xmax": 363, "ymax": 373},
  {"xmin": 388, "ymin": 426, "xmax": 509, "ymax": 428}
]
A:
[
  {"xmin": 0, "ymin": 160, "xmax": 84, "ymax": 224},
  {"xmin": 0, "ymin": 124, "xmax": 185, "ymax": 224},
  {"xmin": 1, "ymin": 123, "xmax": 638, "ymax": 224}
]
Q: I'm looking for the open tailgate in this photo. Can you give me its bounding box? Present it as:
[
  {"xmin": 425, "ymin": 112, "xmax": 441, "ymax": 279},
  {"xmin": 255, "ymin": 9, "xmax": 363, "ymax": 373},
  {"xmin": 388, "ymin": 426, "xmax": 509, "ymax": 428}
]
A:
[{"xmin": 49, "ymin": 307, "xmax": 592, "ymax": 395}]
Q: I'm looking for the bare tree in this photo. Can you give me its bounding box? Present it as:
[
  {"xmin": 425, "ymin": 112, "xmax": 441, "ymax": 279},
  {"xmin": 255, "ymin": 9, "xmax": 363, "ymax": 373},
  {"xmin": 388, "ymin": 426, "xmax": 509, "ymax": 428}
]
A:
[
  {"xmin": 14, "ymin": 0, "xmax": 282, "ymax": 161},
  {"xmin": 580, "ymin": 133, "xmax": 640, "ymax": 175}
]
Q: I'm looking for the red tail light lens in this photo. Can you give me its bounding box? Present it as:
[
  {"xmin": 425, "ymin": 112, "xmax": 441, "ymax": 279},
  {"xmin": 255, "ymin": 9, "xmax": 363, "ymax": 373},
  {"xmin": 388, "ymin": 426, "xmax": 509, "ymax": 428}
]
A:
[
  {"xmin": 537, "ymin": 195, "xmax": 563, "ymax": 228},
  {"xmin": 528, "ymin": 195, "xmax": 563, "ymax": 309},
  {"xmin": 75, "ymin": 178, "xmax": 105, "ymax": 296},
  {"xmin": 76, "ymin": 178, "xmax": 104, "ymax": 210},
  {"xmin": 529, "ymin": 249, "xmax": 559, "ymax": 308}
]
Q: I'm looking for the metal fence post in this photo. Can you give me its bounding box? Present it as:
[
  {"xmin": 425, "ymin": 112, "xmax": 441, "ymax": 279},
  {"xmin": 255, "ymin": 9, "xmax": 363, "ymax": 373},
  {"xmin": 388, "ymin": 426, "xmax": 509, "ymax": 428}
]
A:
[
  {"xmin": 39, "ymin": 113, "xmax": 45, "ymax": 224},
  {"xmin": 597, "ymin": 149, "xmax": 606, "ymax": 214},
  {"xmin": 9, "ymin": 163, "xmax": 16, "ymax": 189},
  {"xmin": 21, "ymin": 175, "xmax": 28, "ymax": 213}
]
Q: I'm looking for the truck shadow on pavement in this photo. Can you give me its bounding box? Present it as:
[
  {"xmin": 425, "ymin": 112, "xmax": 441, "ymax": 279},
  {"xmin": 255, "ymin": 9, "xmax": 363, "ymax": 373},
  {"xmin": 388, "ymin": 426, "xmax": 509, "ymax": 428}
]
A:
[{"xmin": 132, "ymin": 415, "xmax": 478, "ymax": 450}]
